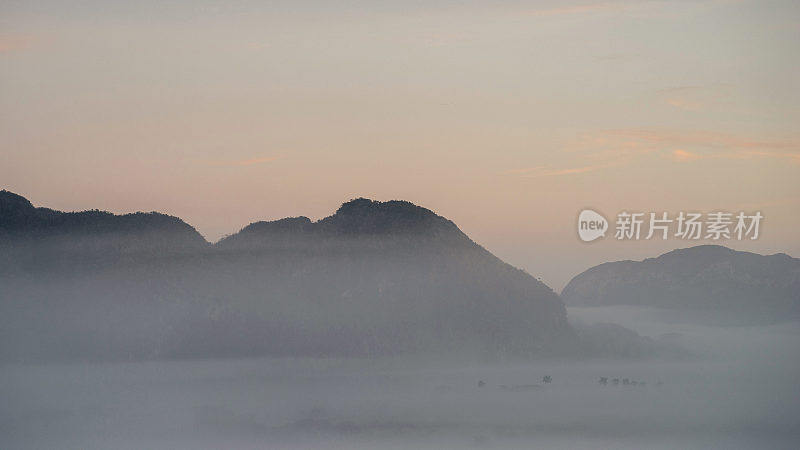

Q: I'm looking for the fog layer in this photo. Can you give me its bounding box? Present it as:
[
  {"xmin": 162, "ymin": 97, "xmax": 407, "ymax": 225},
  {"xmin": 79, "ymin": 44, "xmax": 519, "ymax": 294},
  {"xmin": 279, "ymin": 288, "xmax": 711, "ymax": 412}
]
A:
[{"xmin": 3, "ymin": 308, "xmax": 799, "ymax": 449}]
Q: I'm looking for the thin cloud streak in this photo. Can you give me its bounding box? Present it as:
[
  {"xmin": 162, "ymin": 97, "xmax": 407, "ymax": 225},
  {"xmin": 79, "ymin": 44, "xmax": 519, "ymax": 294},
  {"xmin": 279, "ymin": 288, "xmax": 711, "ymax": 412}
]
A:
[
  {"xmin": 737, "ymin": 151, "xmax": 800, "ymax": 164},
  {"xmin": 0, "ymin": 34, "xmax": 36, "ymax": 53},
  {"xmin": 587, "ymin": 129, "xmax": 800, "ymax": 152},
  {"xmin": 204, "ymin": 156, "xmax": 281, "ymax": 167},
  {"xmin": 670, "ymin": 149, "xmax": 702, "ymax": 162},
  {"xmin": 665, "ymin": 98, "xmax": 703, "ymax": 111},
  {"xmin": 656, "ymin": 84, "xmax": 735, "ymax": 112},
  {"xmin": 667, "ymin": 149, "xmax": 800, "ymax": 164},
  {"xmin": 526, "ymin": 2, "xmax": 624, "ymax": 17},
  {"xmin": 510, "ymin": 162, "xmax": 620, "ymax": 178},
  {"xmin": 595, "ymin": 129, "xmax": 800, "ymax": 164},
  {"xmin": 505, "ymin": 166, "xmax": 548, "ymax": 175},
  {"xmin": 508, "ymin": 128, "xmax": 799, "ymax": 178}
]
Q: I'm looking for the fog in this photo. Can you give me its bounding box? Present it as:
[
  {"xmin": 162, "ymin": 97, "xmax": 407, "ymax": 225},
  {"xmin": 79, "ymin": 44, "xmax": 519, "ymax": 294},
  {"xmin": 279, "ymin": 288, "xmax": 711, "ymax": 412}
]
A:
[
  {"xmin": 0, "ymin": 198, "xmax": 579, "ymax": 362},
  {"xmin": 2, "ymin": 196, "xmax": 799, "ymax": 448},
  {"xmin": 3, "ymin": 307, "xmax": 799, "ymax": 449}
]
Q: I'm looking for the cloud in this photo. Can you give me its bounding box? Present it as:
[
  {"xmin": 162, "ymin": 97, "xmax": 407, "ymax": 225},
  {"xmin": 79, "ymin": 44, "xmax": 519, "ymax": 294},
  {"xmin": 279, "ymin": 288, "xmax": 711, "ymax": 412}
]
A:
[
  {"xmin": 665, "ymin": 98, "xmax": 703, "ymax": 111},
  {"xmin": 592, "ymin": 129, "xmax": 800, "ymax": 164},
  {"xmin": 508, "ymin": 162, "xmax": 619, "ymax": 178},
  {"xmin": 505, "ymin": 166, "xmax": 548, "ymax": 175},
  {"xmin": 656, "ymin": 84, "xmax": 734, "ymax": 112},
  {"xmin": 0, "ymin": 34, "xmax": 35, "ymax": 54},
  {"xmin": 205, "ymin": 156, "xmax": 281, "ymax": 167},
  {"xmin": 734, "ymin": 195, "xmax": 800, "ymax": 210},
  {"xmin": 507, "ymin": 128, "xmax": 800, "ymax": 178},
  {"xmin": 526, "ymin": 2, "xmax": 624, "ymax": 16},
  {"xmin": 590, "ymin": 129, "xmax": 800, "ymax": 153},
  {"xmin": 594, "ymin": 53, "xmax": 639, "ymax": 62},
  {"xmin": 737, "ymin": 151, "xmax": 800, "ymax": 164},
  {"xmin": 670, "ymin": 149, "xmax": 702, "ymax": 162}
]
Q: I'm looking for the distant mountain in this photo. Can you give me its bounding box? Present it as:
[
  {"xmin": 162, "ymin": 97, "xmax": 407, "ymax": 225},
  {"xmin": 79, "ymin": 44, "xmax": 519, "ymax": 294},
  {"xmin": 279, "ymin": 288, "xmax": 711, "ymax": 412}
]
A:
[
  {"xmin": 216, "ymin": 198, "xmax": 469, "ymax": 250},
  {"xmin": 561, "ymin": 245, "xmax": 800, "ymax": 323},
  {"xmin": 201, "ymin": 198, "xmax": 576, "ymax": 358},
  {"xmin": 0, "ymin": 190, "xmax": 208, "ymax": 271},
  {"xmin": 0, "ymin": 191, "xmax": 576, "ymax": 361}
]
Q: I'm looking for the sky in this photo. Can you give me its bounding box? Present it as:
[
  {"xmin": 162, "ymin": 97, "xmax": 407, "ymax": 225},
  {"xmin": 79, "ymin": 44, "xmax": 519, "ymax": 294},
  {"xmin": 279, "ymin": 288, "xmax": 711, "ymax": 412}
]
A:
[{"xmin": 1, "ymin": 0, "xmax": 799, "ymax": 290}]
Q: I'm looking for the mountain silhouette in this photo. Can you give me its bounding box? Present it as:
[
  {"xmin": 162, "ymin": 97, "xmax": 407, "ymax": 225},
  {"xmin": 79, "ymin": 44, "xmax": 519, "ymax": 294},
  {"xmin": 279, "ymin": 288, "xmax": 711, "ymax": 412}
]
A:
[
  {"xmin": 0, "ymin": 189, "xmax": 207, "ymax": 272},
  {"xmin": 561, "ymin": 245, "xmax": 800, "ymax": 324},
  {"xmin": 0, "ymin": 191, "xmax": 576, "ymax": 361}
]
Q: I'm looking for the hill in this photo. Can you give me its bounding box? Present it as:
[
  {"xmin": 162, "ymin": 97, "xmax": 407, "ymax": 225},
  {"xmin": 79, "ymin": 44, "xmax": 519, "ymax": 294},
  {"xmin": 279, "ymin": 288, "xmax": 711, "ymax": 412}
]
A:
[
  {"xmin": 0, "ymin": 189, "xmax": 208, "ymax": 272},
  {"xmin": 0, "ymin": 192, "xmax": 576, "ymax": 361},
  {"xmin": 561, "ymin": 245, "xmax": 800, "ymax": 324}
]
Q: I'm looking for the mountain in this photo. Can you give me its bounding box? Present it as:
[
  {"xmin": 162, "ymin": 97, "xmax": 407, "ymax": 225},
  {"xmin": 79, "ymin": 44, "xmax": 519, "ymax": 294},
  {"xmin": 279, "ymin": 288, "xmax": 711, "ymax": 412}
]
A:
[
  {"xmin": 201, "ymin": 198, "xmax": 575, "ymax": 358},
  {"xmin": 0, "ymin": 189, "xmax": 208, "ymax": 272},
  {"xmin": 561, "ymin": 245, "xmax": 800, "ymax": 323},
  {"xmin": 0, "ymin": 192, "xmax": 576, "ymax": 361},
  {"xmin": 215, "ymin": 198, "xmax": 469, "ymax": 250}
]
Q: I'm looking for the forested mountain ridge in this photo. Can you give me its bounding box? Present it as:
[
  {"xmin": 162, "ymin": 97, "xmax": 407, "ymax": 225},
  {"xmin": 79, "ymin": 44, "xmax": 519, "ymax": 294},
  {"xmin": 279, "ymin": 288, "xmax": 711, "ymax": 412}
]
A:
[
  {"xmin": 0, "ymin": 191, "xmax": 577, "ymax": 361},
  {"xmin": 562, "ymin": 245, "xmax": 800, "ymax": 323}
]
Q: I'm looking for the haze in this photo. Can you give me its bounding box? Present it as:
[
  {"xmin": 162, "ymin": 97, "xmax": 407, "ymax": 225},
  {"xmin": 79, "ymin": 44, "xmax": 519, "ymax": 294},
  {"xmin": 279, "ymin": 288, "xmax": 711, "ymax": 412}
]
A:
[
  {"xmin": 2, "ymin": 0, "xmax": 799, "ymax": 288},
  {"xmin": 3, "ymin": 3, "xmax": 800, "ymax": 447}
]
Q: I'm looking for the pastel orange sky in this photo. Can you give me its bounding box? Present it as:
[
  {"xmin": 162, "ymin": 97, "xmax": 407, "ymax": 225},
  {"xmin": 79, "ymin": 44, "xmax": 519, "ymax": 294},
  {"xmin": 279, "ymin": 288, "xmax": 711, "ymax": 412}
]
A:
[{"xmin": 2, "ymin": 0, "xmax": 799, "ymax": 289}]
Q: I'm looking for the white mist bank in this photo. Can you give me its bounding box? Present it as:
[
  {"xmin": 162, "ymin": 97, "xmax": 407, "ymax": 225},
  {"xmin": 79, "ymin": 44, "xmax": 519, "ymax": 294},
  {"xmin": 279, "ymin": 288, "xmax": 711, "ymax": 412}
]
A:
[
  {"xmin": 568, "ymin": 305, "xmax": 800, "ymax": 361},
  {"xmin": 3, "ymin": 309, "xmax": 799, "ymax": 449}
]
